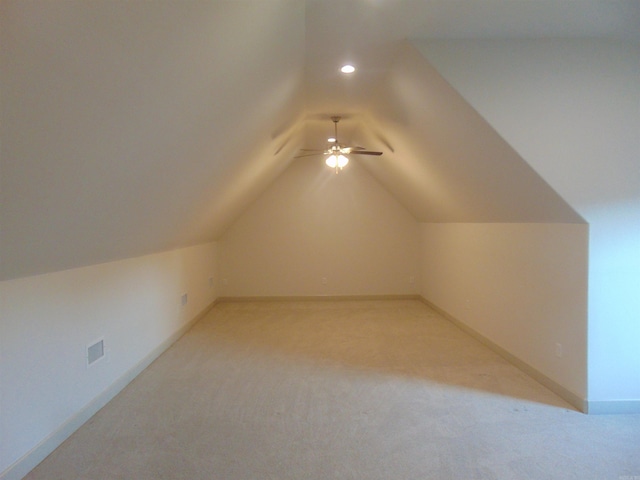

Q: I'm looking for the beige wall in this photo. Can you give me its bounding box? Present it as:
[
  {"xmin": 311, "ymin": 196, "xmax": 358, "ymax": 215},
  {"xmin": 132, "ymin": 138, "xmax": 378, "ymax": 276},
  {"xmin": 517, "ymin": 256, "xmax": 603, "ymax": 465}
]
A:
[
  {"xmin": 418, "ymin": 38, "xmax": 640, "ymax": 408},
  {"xmin": 420, "ymin": 223, "xmax": 589, "ymax": 401},
  {"xmin": 219, "ymin": 159, "xmax": 421, "ymax": 297},
  {"xmin": 0, "ymin": 242, "xmax": 219, "ymax": 477}
]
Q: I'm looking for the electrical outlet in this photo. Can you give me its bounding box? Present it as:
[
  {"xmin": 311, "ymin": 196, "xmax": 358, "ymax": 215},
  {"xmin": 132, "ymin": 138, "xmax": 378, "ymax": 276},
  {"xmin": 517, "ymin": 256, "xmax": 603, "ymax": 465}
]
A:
[{"xmin": 181, "ymin": 293, "xmax": 188, "ymax": 306}]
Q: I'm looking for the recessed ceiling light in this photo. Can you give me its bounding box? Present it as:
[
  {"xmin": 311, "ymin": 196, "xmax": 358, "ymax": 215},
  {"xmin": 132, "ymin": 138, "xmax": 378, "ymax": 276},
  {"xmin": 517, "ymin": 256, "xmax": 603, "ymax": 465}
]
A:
[
  {"xmin": 328, "ymin": 137, "xmax": 336, "ymax": 143},
  {"xmin": 341, "ymin": 64, "xmax": 355, "ymax": 74}
]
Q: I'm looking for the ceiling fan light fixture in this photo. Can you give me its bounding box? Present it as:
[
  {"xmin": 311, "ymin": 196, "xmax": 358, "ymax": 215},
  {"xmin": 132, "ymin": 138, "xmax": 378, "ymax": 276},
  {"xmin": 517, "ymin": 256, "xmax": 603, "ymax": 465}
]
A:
[
  {"xmin": 326, "ymin": 154, "xmax": 348, "ymax": 169},
  {"xmin": 340, "ymin": 64, "xmax": 355, "ymax": 74},
  {"xmin": 294, "ymin": 116, "xmax": 381, "ymax": 171}
]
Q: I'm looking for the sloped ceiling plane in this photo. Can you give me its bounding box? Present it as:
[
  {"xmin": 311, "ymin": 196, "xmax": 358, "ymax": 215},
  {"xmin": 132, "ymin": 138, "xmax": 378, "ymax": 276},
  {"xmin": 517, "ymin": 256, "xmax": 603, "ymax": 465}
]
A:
[{"xmin": 2, "ymin": 0, "xmax": 638, "ymax": 280}]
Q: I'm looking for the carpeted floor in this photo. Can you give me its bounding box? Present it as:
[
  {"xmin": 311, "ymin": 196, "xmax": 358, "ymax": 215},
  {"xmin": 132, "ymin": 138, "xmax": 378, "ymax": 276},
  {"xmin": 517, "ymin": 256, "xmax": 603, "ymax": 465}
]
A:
[{"xmin": 25, "ymin": 300, "xmax": 640, "ymax": 479}]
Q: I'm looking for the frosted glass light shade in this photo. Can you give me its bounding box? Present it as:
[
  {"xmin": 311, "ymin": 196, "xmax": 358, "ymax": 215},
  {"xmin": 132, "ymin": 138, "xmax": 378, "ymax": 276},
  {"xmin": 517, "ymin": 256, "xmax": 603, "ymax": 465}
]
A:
[
  {"xmin": 326, "ymin": 154, "xmax": 348, "ymax": 169},
  {"xmin": 326, "ymin": 155, "xmax": 337, "ymax": 168}
]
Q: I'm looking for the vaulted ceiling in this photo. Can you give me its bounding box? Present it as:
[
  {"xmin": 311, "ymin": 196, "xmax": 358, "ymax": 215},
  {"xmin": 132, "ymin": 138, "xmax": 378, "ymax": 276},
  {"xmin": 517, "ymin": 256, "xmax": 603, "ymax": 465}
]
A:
[{"xmin": 2, "ymin": 0, "xmax": 638, "ymax": 280}]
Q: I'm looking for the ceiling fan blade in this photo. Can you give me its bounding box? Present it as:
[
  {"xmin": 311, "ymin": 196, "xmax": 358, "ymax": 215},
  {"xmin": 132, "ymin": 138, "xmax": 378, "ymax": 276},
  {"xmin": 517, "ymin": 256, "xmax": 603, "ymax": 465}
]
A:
[
  {"xmin": 294, "ymin": 153, "xmax": 324, "ymax": 158},
  {"xmin": 349, "ymin": 150, "xmax": 383, "ymax": 156},
  {"xmin": 341, "ymin": 146, "xmax": 363, "ymax": 153},
  {"xmin": 299, "ymin": 148, "xmax": 325, "ymax": 152}
]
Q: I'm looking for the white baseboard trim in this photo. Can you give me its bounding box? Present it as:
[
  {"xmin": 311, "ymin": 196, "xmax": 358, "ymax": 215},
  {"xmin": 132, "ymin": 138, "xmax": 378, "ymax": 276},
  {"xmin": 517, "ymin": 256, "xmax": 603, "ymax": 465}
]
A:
[
  {"xmin": 419, "ymin": 297, "xmax": 588, "ymax": 414},
  {"xmin": 217, "ymin": 294, "xmax": 422, "ymax": 302},
  {"xmin": 586, "ymin": 400, "xmax": 640, "ymax": 415},
  {"xmin": 5, "ymin": 294, "xmax": 636, "ymax": 480},
  {"xmin": 0, "ymin": 299, "xmax": 218, "ymax": 480}
]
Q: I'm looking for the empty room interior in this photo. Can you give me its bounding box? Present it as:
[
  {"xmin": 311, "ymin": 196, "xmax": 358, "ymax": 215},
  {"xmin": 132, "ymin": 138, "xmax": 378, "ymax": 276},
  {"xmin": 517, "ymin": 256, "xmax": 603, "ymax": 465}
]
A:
[{"xmin": 1, "ymin": 1, "xmax": 639, "ymax": 479}]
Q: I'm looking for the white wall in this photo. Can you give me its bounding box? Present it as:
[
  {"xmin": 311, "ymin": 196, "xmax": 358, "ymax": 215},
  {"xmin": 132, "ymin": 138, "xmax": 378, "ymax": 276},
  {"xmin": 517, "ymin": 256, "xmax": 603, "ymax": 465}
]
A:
[
  {"xmin": 420, "ymin": 223, "xmax": 589, "ymax": 405},
  {"xmin": 0, "ymin": 242, "xmax": 218, "ymax": 478},
  {"xmin": 418, "ymin": 39, "xmax": 640, "ymax": 409},
  {"xmin": 219, "ymin": 159, "xmax": 420, "ymax": 297}
]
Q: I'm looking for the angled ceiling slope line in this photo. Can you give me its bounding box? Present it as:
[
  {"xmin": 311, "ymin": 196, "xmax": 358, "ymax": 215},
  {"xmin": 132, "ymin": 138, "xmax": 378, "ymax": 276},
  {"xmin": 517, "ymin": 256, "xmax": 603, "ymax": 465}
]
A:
[
  {"xmin": 359, "ymin": 41, "xmax": 585, "ymax": 225},
  {"xmin": 0, "ymin": 1, "xmax": 306, "ymax": 281}
]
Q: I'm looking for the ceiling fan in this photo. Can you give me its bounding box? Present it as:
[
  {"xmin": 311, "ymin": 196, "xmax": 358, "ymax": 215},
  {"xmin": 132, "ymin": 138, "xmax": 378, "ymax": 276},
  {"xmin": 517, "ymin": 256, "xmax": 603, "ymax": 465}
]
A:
[{"xmin": 295, "ymin": 116, "xmax": 382, "ymax": 173}]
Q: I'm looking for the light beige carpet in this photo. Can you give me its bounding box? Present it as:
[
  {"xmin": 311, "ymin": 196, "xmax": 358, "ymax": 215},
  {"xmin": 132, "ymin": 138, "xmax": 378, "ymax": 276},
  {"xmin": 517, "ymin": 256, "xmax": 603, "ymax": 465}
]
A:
[{"xmin": 25, "ymin": 300, "xmax": 640, "ymax": 479}]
